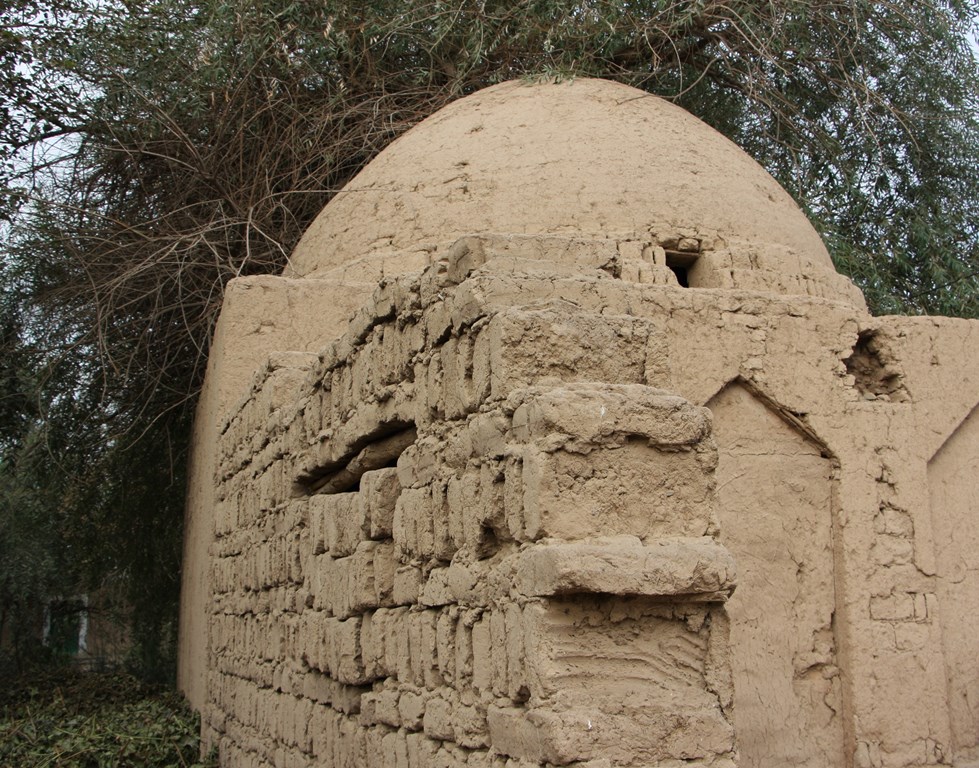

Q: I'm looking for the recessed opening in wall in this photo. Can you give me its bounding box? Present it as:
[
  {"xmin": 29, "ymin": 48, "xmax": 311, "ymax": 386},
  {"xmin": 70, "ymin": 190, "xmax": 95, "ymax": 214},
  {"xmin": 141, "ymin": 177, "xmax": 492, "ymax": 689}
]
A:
[
  {"xmin": 302, "ymin": 422, "xmax": 416, "ymax": 495},
  {"xmin": 844, "ymin": 330, "xmax": 910, "ymax": 403},
  {"xmin": 478, "ymin": 522, "xmax": 501, "ymax": 559},
  {"xmin": 665, "ymin": 250, "xmax": 699, "ymax": 288}
]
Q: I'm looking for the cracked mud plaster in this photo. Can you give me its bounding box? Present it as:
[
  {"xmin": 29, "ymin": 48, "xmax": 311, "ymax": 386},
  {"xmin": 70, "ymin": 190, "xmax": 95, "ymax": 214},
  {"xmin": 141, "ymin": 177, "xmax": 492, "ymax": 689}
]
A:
[
  {"xmin": 845, "ymin": 330, "xmax": 910, "ymax": 403},
  {"xmin": 709, "ymin": 382, "xmax": 843, "ymax": 768},
  {"xmin": 928, "ymin": 405, "xmax": 979, "ymax": 762}
]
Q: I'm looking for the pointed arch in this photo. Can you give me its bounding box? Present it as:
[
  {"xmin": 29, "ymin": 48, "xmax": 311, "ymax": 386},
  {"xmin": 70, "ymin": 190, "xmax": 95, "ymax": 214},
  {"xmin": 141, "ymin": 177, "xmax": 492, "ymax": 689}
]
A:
[{"xmin": 707, "ymin": 380, "xmax": 845, "ymax": 768}]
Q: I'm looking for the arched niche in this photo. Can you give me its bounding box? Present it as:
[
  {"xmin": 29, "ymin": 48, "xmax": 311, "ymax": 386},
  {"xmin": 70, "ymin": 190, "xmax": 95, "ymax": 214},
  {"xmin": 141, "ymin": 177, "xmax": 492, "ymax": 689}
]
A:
[
  {"xmin": 928, "ymin": 404, "xmax": 979, "ymax": 763},
  {"xmin": 707, "ymin": 381, "xmax": 845, "ymax": 768}
]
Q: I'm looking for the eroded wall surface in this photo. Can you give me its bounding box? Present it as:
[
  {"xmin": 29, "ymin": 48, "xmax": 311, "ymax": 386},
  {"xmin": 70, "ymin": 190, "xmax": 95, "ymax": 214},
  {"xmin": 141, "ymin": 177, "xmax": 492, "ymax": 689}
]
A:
[
  {"xmin": 179, "ymin": 276, "xmax": 377, "ymax": 707},
  {"xmin": 929, "ymin": 405, "xmax": 979, "ymax": 762},
  {"xmin": 206, "ymin": 239, "xmax": 740, "ymax": 767},
  {"xmin": 199, "ymin": 236, "xmax": 979, "ymax": 767},
  {"xmin": 709, "ymin": 383, "xmax": 842, "ymax": 768}
]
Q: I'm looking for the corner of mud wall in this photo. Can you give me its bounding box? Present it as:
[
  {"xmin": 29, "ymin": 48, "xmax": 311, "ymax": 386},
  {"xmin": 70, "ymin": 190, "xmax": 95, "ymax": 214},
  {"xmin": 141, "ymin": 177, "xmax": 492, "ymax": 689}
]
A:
[{"xmin": 177, "ymin": 275, "xmax": 375, "ymax": 709}]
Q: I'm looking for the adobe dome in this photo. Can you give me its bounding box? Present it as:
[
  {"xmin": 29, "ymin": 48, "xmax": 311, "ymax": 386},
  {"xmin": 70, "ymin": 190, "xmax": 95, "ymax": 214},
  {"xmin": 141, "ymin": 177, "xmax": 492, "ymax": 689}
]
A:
[{"xmin": 287, "ymin": 78, "xmax": 862, "ymax": 306}]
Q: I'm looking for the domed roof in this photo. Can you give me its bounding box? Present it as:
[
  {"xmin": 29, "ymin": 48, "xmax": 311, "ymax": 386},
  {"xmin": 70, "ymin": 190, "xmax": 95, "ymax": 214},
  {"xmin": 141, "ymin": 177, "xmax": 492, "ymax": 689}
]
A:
[{"xmin": 287, "ymin": 78, "xmax": 860, "ymax": 305}]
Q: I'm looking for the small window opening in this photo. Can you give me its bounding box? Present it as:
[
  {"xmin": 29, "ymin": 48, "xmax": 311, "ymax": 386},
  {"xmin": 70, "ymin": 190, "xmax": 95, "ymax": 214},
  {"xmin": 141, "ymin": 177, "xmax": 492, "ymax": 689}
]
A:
[
  {"xmin": 304, "ymin": 424, "xmax": 416, "ymax": 495},
  {"xmin": 665, "ymin": 251, "xmax": 699, "ymax": 288}
]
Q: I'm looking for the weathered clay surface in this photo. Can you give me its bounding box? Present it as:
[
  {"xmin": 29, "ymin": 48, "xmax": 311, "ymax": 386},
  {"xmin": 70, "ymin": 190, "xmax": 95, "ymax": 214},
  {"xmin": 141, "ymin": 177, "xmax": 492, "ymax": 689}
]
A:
[
  {"xmin": 287, "ymin": 80, "xmax": 864, "ymax": 311},
  {"xmin": 180, "ymin": 79, "xmax": 979, "ymax": 768},
  {"xmin": 204, "ymin": 252, "xmax": 739, "ymax": 767},
  {"xmin": 709, "ymin": 383, "xmax": 842, "ymax": 767},
  {"xmin": 178, "ymin": 276, "xmax": 376, "ymax": 707}
]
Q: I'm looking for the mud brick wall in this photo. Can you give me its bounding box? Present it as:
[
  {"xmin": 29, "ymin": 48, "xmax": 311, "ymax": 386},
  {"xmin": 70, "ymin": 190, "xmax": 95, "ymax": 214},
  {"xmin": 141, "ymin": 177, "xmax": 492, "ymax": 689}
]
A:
[
  {"xmin": 200, "ymin": 230, "xmax": 979, "ymax": 767},
  {"xmin": 205, "ymin": 244, "xmax": 740, "ymax": 767}
]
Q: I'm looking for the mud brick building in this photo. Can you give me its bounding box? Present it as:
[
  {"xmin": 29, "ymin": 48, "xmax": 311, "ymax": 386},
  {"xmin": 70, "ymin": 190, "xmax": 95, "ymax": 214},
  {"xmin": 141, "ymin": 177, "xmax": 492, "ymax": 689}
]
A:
[{"xmin": 177, "ymin": 79, "xmax": 979, "ymax": 768}]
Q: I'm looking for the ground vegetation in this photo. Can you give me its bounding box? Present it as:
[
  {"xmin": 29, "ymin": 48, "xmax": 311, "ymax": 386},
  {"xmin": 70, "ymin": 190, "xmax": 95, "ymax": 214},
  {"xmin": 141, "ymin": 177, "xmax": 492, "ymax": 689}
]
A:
[{"xmin": 0, "ymin": 666, "xmax": 215, "ymax": 766}]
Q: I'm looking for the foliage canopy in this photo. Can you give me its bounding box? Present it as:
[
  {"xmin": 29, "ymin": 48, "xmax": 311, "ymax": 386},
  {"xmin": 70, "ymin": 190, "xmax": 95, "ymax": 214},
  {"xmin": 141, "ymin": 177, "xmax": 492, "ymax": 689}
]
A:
[{"xmin": 1, "ymin": 0, "xmax": 977, "ymax": 674}]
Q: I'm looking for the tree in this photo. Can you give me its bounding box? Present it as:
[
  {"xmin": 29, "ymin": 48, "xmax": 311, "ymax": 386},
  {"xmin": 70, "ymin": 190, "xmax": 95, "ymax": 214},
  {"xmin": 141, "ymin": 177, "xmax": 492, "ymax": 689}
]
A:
[
  {"xmin": 0, "ymin": 292, "xmax": 81, "ymax": 665},
  {"xmin": 1, "ymin": 0, "xmax": 977, "ymax": 677}
]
